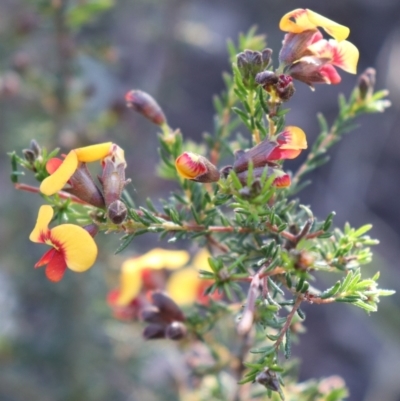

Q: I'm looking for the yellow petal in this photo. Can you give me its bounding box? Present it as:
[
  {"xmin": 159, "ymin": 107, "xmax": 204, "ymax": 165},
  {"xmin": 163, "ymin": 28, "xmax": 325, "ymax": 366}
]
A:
[
  {"xmin": 116, "ymin": 258, "xmax": 143, "ymax": 305},
  {"xmin": 29, "ymin": 205, "xmax": 54, "ymax": 242},
  {"xmin": 307, "ymin": 39, "xmax": 359, "ymax": 74},
  {"xmin": 40, "ymin": 150, "xmax": 79, "ymax": 195},
  {"xmin": 279, "ymin": 126, "xmax": 307, "ymax": 150},
  {"xmin": 74, "ymin": 142, "xmax": 113, "ymax": 162},
  {"xmin": 192, "ymin": 249, "xmax": 212, "ymax": 272},
  {"xmin": 280, "ymin": 9, "xmax": 317, "ymax": 34},
  {"xmin": 279, "ymin": 9, "xmax": 349, "ymax": 42},
  {"xmin": 51, "ymin": 224, "xmax": 97, "ymax": 272},
  {"xmin": 332, "ymin": 40, "xmax": 359, "ymax": 74},
  {"xmin": 167, "ymin": 268, "xmax": 200, "ymax": 305},
  {"xmin": 137, "ymin": 248, "xmax": 190, "ymax": 270},
  {"xmin": 306, "ymin": 9, "xmax": 349, "ymax": 42}
]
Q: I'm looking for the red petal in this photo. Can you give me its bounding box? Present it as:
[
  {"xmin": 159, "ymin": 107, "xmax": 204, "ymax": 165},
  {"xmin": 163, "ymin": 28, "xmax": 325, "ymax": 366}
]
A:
[
  {"xmin": 267, "ymin": 147, "xmax": 301, "ymax": 160},
  {"xmin": 46, "ymin": 158, "xmax": 63, "ymax": 174},
  {"xmin": 35, "ymin": 248, "xmax": 56, "ymax": 268},
  {"xmin": 45, "ymin": 251, "xmax": 68, "ymax": 282},
  {"xmin": 320, "ymin": 64, "xmax": 341, "ymax": 84}
]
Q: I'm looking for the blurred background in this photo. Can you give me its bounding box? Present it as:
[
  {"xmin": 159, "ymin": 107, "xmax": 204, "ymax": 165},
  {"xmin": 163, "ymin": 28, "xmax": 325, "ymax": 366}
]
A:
[{"xmin": 1, "ymin": 0, "xmax": 400, "ymax": 400}]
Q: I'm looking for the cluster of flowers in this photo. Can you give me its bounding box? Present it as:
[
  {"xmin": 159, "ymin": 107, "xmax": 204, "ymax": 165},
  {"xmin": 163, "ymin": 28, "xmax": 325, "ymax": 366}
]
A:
[
  {"xmin": 29, "ymin": 9, "xmax": 359, "ymax": 327},
  {"xmin": 175, "ymin": 9, "xmax": 358, "ymax": 185},
  {"xmin": 108, "ymin": 248, "xmax": 221, "ymax": 339},
  {"xmin": 30, "ymin": 142, "xmax": 128, "ymax": 281}
]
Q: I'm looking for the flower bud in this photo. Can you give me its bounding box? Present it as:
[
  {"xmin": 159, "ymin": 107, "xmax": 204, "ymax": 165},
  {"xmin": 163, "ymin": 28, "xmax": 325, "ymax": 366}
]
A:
[
  {"xmin": 100, "ymin": 144, "xmax": 130, "ymax": 207},
  {"xmin": 143, "ymin": 323, "xmax": 166, "ymax": 340},
  {"xmin": 83, "ymin": 223, "xmax": 99, "ymax": 238},
  {"xmin": 29, "ymin": 139, "xmax": 41, "ymax": 158},
  {"xmin": 237, "ymin": 48, "xmax": 273, "ymax": 89},
  {"xmin": 151, "ymin": 291, "xmax": 185, "ymax": 322},
  {"xmin": 165, "ymin": 321, "xmax": 187, "ymax": 340},
  {"xmin": 23, "ymin": 149, "xmax": 36, "ymax": 164},
  {"xmin": 256, "ymin": 72, "xmax": 295, "ymax": 103},
  {"xmin": 125, "ymin": 90, "xmax": 166, "ymax": 126},
  {"xmin": 175, "ymin": 152, "xmax": 220, "ymax": 183},
  {"xmin": 357, "ymin": 67, "xmax": 376, "ymax": 100},
  {"xmin": 255, "ymin": 70, "xmax": 279, "ymax": 87},
  {"xmin": 107, "ymin": 200, "xmax": 127, "ymax": 224},
  {"xmin": 255, "ymin": 369, "xmax": 281, "ymax": 392}
]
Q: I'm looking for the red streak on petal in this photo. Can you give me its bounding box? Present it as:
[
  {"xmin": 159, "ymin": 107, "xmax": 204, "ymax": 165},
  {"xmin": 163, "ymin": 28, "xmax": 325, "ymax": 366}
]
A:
[
  {"xmin": 45, "ymin": 250, "xmax": 67, "ymax": 282},
  {"xmin": 320, "ymin": 64, "xmax": 341, "ymax": 84}
]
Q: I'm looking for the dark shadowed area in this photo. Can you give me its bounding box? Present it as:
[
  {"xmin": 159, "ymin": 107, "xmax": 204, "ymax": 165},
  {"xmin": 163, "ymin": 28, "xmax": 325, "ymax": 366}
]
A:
[{"xmin": 1, "ymin": 0, "xmax": 400, "ymax": 400}]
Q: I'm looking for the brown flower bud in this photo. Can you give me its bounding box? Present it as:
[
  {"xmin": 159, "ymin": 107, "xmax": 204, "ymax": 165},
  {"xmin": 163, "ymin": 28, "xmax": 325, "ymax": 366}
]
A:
[
  {"xmin": 151, "ymin": 291, "xmax": 185, "ymax": 322},
  {"xmin": 143, "ymin": 324, "xmax": 166, "ymax": 340},
  {"xmin": 100, "ymin": 144, "xmax": 130, "ymax": 207},
  {"xmin": 357, "ymin": 67, "xmax": 376, "ymax": 100},
  {"xmin": 125, "ymin": 90, "xmax": 166, "ymax": 126},
  {"xmin": 107, "ymin": 200, "xmax": 127, "ymax": 224},
  {"xmin": 29, "ymin": 139, "xmax": 41, "ymax": 158},
  {"xmin": 83, "ymin": 224, "xmax": 99, "ymax": 238},
  {"xmin": 165, "ymin": 321, "xmax": 187, "ymax": 340},
  {"xmin": 255, "ymin": 369, "xmax": 281, "ymax": 392},
  {"xmin": 23, "ymin": 149, "xmax": 36, "ymax": 164}
]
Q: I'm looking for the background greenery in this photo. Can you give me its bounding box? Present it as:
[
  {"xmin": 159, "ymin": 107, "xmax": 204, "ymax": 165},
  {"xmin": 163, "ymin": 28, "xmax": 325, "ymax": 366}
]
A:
[{"xmin": 1, "ymin": 0, "xmax": 400, "ymax": 400}]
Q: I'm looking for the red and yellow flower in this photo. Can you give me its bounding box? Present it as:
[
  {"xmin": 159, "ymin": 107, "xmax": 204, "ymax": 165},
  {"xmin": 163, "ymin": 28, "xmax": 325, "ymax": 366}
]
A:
[
  {"xmin": 278, "ymin": 9, "xmax": 359, "ymax": 87},
  {"xmin": 29, "ymin": 205, "xmax": 98, "ymax": 282},
  {"xmin": 232, "ymin": 126, "xmax": 307, "ymax": 188},
  {"xmin": 114, "ymin": 248, "xmax": 190, "ymax": 306},
  {"xmin": 40, "ymin": 142, "xmax": 113, "ymax": 196}
]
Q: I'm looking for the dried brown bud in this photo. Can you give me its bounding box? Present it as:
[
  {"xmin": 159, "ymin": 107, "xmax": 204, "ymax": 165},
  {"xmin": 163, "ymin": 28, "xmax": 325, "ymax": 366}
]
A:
[
  {"xmin": 107, "ymin": 200, "xmax": 127, "ymax": 224},
  {"xmin": 165, "ymin": 321, "xmax": 187, "ymax": 340},
  {"xmin": 357, "ymin": 67, "xmax": 376, "ymax": 100},
  {"xmin": 255, "ymin": 71, "xmax": 279, "ymax": 87},
  {"xmin": 151, "ymin": 291, "xmax": 185, "ymax": 322},
  {"xmin": 143, "ymin": 324, "xmax": 166, "ymax": 340},
  {"xmin": 125, "ymin": 90, "xmax": 166, "ymax": 126},
  {"xmin": 255, "ymin": 369, "xmax": 281, "ymax": 392},
  {"xmin": 29, "ymin": 139, "xmax": 41, "ymax": 158},
  {"xmin": 22, "ymin": 149, "xmax": 36, "ymax": 164}
]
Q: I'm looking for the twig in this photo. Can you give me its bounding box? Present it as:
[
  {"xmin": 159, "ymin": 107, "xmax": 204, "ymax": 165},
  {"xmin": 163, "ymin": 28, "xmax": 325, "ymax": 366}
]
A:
[
  {"xmin": 274, "ymin": 296, "xmax": 303, "ymax": 350},
  {"xmin": 14, "ymin": 183, "xmax": 91, "ymax": 206}
]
